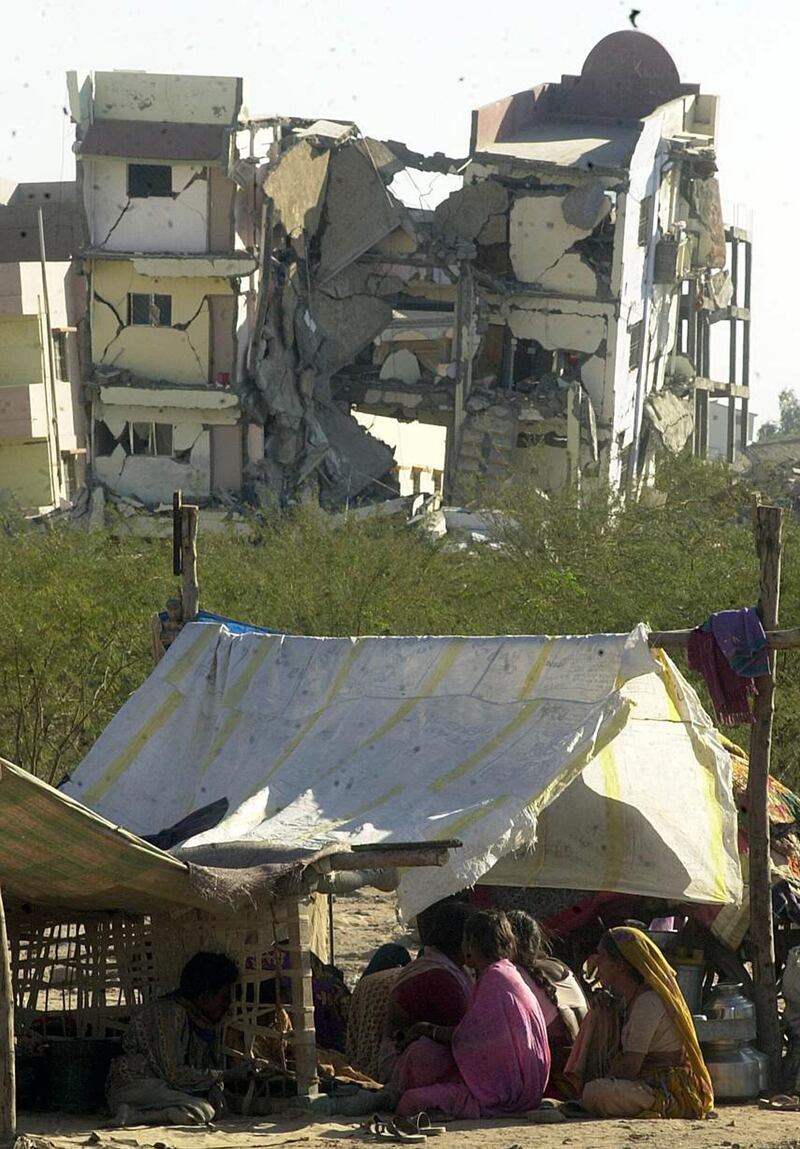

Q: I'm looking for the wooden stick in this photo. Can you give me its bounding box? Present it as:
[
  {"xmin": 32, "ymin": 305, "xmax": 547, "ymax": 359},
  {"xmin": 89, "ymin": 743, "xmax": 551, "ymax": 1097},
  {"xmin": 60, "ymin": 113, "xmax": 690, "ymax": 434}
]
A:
[
  {"xmin": 748, "ymin": 505, "xmax": 783, "ymax": 1086},
  {"xmin": 649, "ymin": 626, "xmax": 800, "ymax": 651},
  {"xmin": 323, "ymin": 848, "xmax": 450, "ymax": 871},
  {"xmin": 0, "ymin": 885, "xmax": 16, "ymax": 1144},
  {"xmin": 181, "ymin": 504, "xmax": 200, "ymax": 622},
  {"xmin": 285, "ymin": 899, "xmax": 318, "ymax": 1101}
]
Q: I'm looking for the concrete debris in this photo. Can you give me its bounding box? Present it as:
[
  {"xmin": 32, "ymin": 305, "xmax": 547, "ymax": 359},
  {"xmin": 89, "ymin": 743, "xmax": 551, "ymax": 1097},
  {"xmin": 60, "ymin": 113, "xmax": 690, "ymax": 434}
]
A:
[
  {"xmin": 433, "ymin": 180, "xmax": 509, "ymax": 247},
  {"xmin": 316, "ymin": 144, "xmax": 402, "ymax": 283},
  {"xmin": 644, "ymin": 390, "xmax": 695, "ymax": 454},
  {"xmin": 560, "ymin": 181, "xmax": 612, "ymax": 230},
  {"xmin": 70, "ymin": 41, "xmax": 738, "ymax": 516}
]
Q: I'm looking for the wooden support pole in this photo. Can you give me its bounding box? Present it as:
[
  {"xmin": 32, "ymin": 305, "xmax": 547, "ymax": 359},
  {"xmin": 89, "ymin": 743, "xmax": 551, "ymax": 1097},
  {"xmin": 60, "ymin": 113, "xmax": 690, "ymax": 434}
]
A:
[
  {"xmin": 649, "ymin": 626, "xmax": 800, "ymax": 651},
  {"xmin": 285, "ymin": 898, "xmax": 319, "ymax": 1101},
  {"xmin": 180, "ymin": 504, "xmax": 200, "ymax": 622},
  {"xmin": 748, "ymin": 505, "xmax": 783, "ymax": 1085},
  {"xmin": 0, "ymin": 885, "xmax": 16, "ymax": 1145}
]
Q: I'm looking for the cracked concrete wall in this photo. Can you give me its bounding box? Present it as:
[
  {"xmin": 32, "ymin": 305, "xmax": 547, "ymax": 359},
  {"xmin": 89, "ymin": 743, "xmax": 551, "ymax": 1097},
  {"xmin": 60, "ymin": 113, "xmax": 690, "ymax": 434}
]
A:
[
  {"xmin": 91, "ymin": 260, "xmax": 232, "ymax": 383},
  {"xmin": 510, "ymin": 193, "xmax": 602, "ymax": 284},
  {"xmin": 84, "ymin": 158, "xmax": 210, "ymax": 252},
  {"xmin": 507, "ymin": 300, "xmax": 608, "ymax": 355},
  {"xmin": 94, "ymin": 435, "xmax": 211, "ymax": 504},
  {"xmin": 92, "ymin": 71, "xmax": 240, "ymax": 125}
]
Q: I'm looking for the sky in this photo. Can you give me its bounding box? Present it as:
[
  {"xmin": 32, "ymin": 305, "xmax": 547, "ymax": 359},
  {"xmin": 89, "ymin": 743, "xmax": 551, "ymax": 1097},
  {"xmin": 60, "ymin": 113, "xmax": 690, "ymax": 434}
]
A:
[{"xmin": 1, "ymin": 0, "xmax": 794, "ymax": 421}]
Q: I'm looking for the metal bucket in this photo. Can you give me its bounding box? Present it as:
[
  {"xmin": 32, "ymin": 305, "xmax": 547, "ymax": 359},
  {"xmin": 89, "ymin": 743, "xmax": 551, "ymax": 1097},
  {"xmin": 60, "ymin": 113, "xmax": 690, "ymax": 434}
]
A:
[{"xmin": 674, "ymin": 961, "xmax": 704, "ymax": 1014}]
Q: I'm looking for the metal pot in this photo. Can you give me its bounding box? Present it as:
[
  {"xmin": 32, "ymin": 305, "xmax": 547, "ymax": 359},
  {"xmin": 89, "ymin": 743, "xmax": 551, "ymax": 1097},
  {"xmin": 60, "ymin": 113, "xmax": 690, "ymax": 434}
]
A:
[
  {"xmin": 741, "ymin": 1045, "xmax": 769, "ymax": 1092},
  {"xmin": 704, "ymin": 982, "xmax": 756, "ymax": 1022},
  {"xmin": 704, "ymin": 1045, "xmax": 761, "ymax": 1100}
]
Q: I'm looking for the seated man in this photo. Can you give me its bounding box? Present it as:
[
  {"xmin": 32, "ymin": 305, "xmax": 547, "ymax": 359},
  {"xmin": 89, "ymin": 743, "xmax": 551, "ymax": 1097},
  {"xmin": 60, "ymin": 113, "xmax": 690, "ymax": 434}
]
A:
[{"xmin": 107, "ymin": 951, "xmax": 240, "ymax": 1126}]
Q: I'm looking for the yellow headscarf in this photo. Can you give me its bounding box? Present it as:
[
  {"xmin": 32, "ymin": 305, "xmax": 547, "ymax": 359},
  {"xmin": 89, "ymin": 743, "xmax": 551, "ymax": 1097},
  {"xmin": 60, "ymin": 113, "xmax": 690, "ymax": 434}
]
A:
[{"xmin": 609, "ymin": 926, "xmax": 714, "ymax": 1116}]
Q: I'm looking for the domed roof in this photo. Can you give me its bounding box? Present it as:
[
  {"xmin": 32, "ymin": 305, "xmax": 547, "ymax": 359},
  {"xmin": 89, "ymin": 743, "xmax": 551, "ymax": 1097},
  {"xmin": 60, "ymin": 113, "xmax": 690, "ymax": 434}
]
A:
[{"xmin": 559, "ymin": 31, "xmax": 688, "ymax": 121}]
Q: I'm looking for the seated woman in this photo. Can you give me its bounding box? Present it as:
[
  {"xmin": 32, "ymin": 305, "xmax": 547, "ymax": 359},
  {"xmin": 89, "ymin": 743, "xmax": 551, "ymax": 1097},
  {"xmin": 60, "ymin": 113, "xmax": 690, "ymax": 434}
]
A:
[
  {"xmin": 346, "ymin": 944, "xmax": 411, "ymax": 1081},
  {"xmin": 107, "ymin": 951, "xmax": 241, "ymax": 1127},
  {"xmin": 564, "ymin": 926, "xmax": 713, "ymax": 1119},
  {"xmin": 378, "ymin": 900, "xmax": 474, "ymax": 1082},
  {"xmin": 507, "ymin": 910, "xmax": 588, "ymax": 1090},
  {"xmin": 394, "ymin": 910, "xmax": 551, "ymax": 1119}
]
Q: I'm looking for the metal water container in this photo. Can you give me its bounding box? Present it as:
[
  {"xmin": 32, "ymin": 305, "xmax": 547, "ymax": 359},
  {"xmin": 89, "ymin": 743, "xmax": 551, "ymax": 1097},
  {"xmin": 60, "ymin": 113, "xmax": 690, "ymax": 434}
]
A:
[{"xmin": 700, "ymin": 983, "xmax": 761, "ymax": 1100}]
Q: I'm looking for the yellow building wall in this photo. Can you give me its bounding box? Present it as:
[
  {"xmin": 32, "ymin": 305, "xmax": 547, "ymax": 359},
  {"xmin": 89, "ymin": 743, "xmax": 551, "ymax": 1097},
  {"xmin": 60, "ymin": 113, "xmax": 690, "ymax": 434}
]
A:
[
  {"xmin": 91, "ymin": 261, "xmax": 233, "ymax": 386},
  {"xmin": 0, "ymin": 439, "xmax": 52, "ymax": 508},
  {"xmin": 0, "ymin": 314, "xmax": 43, "ymax": 386}
]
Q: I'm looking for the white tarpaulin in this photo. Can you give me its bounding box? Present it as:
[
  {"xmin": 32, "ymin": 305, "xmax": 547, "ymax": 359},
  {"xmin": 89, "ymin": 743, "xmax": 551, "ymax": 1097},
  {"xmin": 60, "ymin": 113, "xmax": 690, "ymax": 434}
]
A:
[{"xmin": 64, "ymin": 622, "xmax": 742, "ymax": 918}]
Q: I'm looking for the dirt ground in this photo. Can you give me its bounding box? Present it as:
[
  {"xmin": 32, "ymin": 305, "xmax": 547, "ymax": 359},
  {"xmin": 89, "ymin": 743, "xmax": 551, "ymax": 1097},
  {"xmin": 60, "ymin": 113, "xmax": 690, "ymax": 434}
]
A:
[{"xmin": 16, "ymin": 891, "xmax": 800, "ymax": 1149}]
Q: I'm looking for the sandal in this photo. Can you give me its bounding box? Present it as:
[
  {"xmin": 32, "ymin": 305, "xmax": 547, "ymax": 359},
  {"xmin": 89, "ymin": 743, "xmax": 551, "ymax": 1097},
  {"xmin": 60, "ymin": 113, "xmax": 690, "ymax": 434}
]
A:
[
  {"xmin": 759, "ymin": 1094, "xmax": 800, "ymax": 1111},
  {"xmin": 384, "ymin": 1119, "xmax": 427, "ymax": 1143},
  {"xmin": 366, "ymin": 1117, "xmax": 427, "ymax": 1144},
  {"xmin": 396, "ymin": 1113, "xmax": 446, "ymax": 1136}
]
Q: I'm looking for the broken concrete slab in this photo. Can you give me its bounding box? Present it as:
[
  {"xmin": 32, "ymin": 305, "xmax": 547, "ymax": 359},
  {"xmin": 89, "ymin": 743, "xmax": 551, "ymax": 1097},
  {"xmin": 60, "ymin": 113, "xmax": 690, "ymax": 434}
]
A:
[
  {"xmin": 315, "ymin": 399, "xmax": 396, "ymax": 506},
  {"xmin": 316, "ymin": 143, "xmax": 402, "ymax": 283},
  {"xmin": 433, "ymin": 180, "xmax": 509, "ymax": 247},
  {"xmin": 561, "ymin": 181, "xmax": 612, "ymax": 230},
  {"xmin": 263, "ymin": 138, "xmax": 331, "ymax": 239},
  {"xmin": 644, "ymin": 390, "xmax": 694, "ymax": 453}
]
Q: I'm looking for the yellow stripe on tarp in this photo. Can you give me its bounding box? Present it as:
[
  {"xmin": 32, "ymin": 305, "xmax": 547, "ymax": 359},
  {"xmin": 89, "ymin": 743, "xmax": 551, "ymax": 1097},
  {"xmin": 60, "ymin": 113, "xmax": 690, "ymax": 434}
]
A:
[
  {"xmin": 518, "ymin": 639, "xmax": 554, "ymax": 700},
  {"xmin": 427, "ymin": 640, "xmax": 554, "ymax": 794},
  {"xmin": 195, "ymin": 710, "xmax": 244, "ymax": 782},
  {"xmin": 654, "ymin": 650, "xmax": 683, "ymax": 722},
  {"xmin": 428, "ymin": 699, "xmax": 543, "ymax": 793},
  {"xmin": 697, "ymin": 731, "xmax": 730, "ymax": 904},
  {"xmin": 598, "ymin": 742, "xmax": 626, "ymax": 891},
  {"xmin": 163, "ymin": 624, "xmax": 217, "ymax": 686},
  {"xmin": 222, "ymin": 636, "xmax": 278, "ymax": 709},
  {"xmin": 436, "ymin": 794, "xmax": 508, "ymax": 839},
  {"xmin": 358, "ymin": 640, "xmax": 466, "ymax": 747},
  {"xmin": 84, "ymin": 690, "xmax": 184, "ymax": 804},
  {"xmin": 262, "ymin": 639, "xmax": 365, "ymax": 783}
]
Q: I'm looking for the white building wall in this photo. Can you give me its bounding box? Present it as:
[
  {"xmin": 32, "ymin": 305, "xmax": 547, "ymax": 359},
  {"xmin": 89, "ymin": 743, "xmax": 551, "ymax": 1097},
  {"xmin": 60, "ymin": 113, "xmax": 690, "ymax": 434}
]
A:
[
  {"xmin": 84, "ymin": 158, "xmax": 209, "ymax": 253},
  {"xmin": 353, "ymin": 412, "xmax": 446, "ymax": 496},
  {"xmin": 18, "ymin": 262, "xmax": 71, "ymax": 326}
]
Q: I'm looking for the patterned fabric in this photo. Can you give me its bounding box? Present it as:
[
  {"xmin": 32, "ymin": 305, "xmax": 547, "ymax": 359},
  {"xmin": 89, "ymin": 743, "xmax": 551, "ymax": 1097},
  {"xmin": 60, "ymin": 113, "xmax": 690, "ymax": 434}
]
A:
[
  {"xmin": 107, "ymin": 995, "xmax": 223, "ymax": 1096},
  {"xmin": 345, "ymin": 967, "xmax": 403, "ymax": 1081},
  {"xmin": 609, "ymin": 927, "xmax": 713, "ymax": 1118}
]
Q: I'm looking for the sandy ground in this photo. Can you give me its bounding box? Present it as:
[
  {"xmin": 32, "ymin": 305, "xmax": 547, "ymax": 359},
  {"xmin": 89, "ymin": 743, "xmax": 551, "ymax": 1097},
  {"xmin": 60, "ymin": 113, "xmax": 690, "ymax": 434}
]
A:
[{"xmin": 15, "ymin": 891, "xmax": 800, "ymax": 1149}]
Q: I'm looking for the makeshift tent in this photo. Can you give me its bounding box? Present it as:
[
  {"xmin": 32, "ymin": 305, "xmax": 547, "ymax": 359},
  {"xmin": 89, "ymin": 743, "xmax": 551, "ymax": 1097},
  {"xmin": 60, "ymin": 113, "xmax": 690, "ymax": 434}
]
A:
[
  {"xmin": 64, "ymin": 622, "xmax": 743, "ymax": 919},
  {"xmin": 0, "ymin": 757, "xmax": 451, "ymax": 1104}
]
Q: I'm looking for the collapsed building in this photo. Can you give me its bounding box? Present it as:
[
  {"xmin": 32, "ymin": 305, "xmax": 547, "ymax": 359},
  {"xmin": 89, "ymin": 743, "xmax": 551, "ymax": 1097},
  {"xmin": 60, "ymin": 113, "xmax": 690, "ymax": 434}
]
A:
[
  {"xmin": 12, "ymin": 32, "xmax": 748, "ymax": 514},
  {"xmin": 245, "ymin": 30, "xmax": 751, "ymax": 505}
]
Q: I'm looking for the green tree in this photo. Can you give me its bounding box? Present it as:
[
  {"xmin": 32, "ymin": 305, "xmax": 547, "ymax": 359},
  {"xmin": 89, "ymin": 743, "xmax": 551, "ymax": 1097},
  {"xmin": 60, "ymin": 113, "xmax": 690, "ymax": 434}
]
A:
[
  {"xmin": 3, "ymin": 459, "xmax": 800, "ymax": 791},
  {"xmin": 757, "ymin": 388, "xmax": 800, "ymax": 441}
]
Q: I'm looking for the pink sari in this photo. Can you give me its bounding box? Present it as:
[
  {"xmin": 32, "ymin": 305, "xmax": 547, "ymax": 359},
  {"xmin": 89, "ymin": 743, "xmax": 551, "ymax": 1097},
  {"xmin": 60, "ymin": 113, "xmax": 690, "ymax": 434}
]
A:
[
  {"xmin": 379, "ymin": 949, "xmax": 473, "ymax": 1083},
  {"xmin": 397, "ymin": 959, "xmax": 551, "ymax": 1119}
]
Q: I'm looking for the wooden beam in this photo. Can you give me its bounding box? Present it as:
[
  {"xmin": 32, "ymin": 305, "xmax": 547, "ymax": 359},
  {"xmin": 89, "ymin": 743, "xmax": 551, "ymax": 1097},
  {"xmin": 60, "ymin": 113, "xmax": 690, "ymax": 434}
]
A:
[
  {"xmin": 325, "ymin": 847, "xmax": 451, "ymax": 871},
  {"xmin": 0, "ymin": 885, "xmax": 16, "ymax": 1144},
  {"xmin": 285, "ymin": 899, "xmax": 319, "ymax": 1101},
  {"xmin": 649, "ymin": 626, "xmax": 800, "ymax": 651},
  {"xmin": 748, "ymin": 505, "xmax": 783, "ymax": 1085},
  {"xmin": 181, "ymin": 504, "xmax": 200, "ymax": 622}
]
